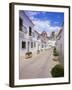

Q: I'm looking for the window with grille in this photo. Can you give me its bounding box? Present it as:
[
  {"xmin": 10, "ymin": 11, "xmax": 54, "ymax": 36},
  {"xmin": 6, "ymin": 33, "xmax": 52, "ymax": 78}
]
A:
[
  {"xmin": 31, "ymin": 42, "xmax": 33, "ymax": 48},
  {"xmin": 22, "ymin": 41, "xmax": 26, "ymax": 49},
  {"xmin": 19, "ymin": 17, "xmax": 23, "ymax": 31},
  {"xmin": 34, "ymin": 42, "xmax": 36, "ymax": 47},
  {"xmin": 29, "ymin": 26, "xmax": 32, "ymax": 36}
]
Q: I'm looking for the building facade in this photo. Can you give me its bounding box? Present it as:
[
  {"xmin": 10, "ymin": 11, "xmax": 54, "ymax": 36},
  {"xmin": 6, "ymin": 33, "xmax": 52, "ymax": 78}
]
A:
[
  {"xmin": 41, "ymin": 31, "xmax": 49, "ymax": 50},
  {"xmin": 19, "ymin": 11, "xmax": 55, "ymax": 58},
  {"xmin": 19, "ymin": 11, "xmax": 35, "ymax": 57},
  {"xmin": 56, "ymin": 26, "xmax": 64, "ymax": 64}
]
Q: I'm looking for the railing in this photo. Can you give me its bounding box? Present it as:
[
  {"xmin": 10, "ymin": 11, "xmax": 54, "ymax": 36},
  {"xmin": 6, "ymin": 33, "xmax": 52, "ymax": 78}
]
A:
[
  {"xmin": 22, "ymin": 26, "xmax": 27, "ymax": 33},
  {"xmin": 19, "ymin": 31, "xmax": 33, "ymax": 40},
  {"xmin": 19, "ymin": 25, "xmax": 27, "ymax": 38},
  {"xmin": 19, "ymin": 28, "xmax": 41, "ymax": 41},
  {"xmin": 19, "ymin": 31, "xmax": 24, "ymax": 38}
]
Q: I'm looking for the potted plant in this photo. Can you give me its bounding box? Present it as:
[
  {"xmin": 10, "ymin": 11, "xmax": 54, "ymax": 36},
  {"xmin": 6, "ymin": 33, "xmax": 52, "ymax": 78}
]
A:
[
  {"xmin": 53, "ymin": 48, "xmax": 59, "ymax": 61},
  {"xmin": 51, "ymin": 64, "xmax": 64, "ymax": 77},
  {"xmin": 25, "ymin": 52, "xmax": 32, "ymax": 59}
]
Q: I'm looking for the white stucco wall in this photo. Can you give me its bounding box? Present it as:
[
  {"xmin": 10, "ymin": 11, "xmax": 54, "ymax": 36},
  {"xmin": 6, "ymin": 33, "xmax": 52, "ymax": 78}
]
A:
[
  {"xmin": 19, "ymin": 11, "xmax": 34, "ymax": 35},
  {"xmin": 56, "ymin": 29, "xmax": 64, "ymax": 64},
  {"xmin": 19, "ymin": 11, "xmax": 50, "ymax": 57},
  {"xmin": 19, "ymin": 11, "xmax": 35, "ymax": 57}
]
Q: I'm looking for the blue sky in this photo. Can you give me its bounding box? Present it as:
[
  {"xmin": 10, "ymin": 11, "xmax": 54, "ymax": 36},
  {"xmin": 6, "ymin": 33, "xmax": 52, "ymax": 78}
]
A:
[{"xmin": 25, "ymin": 11, "xmax": 64, "ymax": 35}]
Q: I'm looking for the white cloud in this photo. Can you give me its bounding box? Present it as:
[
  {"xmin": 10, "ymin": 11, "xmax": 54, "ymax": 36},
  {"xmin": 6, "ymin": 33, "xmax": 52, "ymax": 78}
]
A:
[
  {"xmin": 33, "ymin": 19, "xmax": 61, "ymax": 36},
  {"xmin": 25, "ymin": 11, "xmax": 61, "ymax": 36},
  {"xmin": 25, "ymin": 11, "xmax": 40, "ymax": 18},
  {"xmin": 33, "ymin": 20, "xmax": 50, "ymax": 31},
  {"xmin": 49, "ymin": 26, "xmax": 61, "ymax": 32}
]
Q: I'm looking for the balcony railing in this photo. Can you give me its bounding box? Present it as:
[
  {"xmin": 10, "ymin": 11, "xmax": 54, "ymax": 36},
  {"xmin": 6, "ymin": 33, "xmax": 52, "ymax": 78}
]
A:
[
  {"xmin": 22, "ymin": 26, "xmax": 27, "ymax": 33},
  {"xmin": 19, "ymin": 25, "xmax": 27, "ymax": 38},
  {"xmin": 19, "ymin": 31, "xmax": 33, "ymax": 40},
  {"xmin": 19, "ymin": 31, "xmax": 24, "ymax": 38}
]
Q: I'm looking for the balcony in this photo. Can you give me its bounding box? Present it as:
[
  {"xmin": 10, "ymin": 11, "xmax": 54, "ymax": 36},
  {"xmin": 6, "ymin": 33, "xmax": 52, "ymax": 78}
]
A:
[
  {"xmin": 19, "ymin": 31, "xmax": 33, "ymax": 40},
  {"xmin": 19, "ymin": 25, "xmax": 27, "ymax": 38},
  {"xmin": 19, "ymin": 31, "xmax": 24, "ymax": 38},
  {"xmin": 28, "ymin": 35, "xmax": 33, "ymax": 40},
  {"xmin": 19, "ymin": 26, "xmax": 34, "ymax": 40},
  {"xmin": 22, "ymin": 26, "xmax": 27, "ymax": 34}
]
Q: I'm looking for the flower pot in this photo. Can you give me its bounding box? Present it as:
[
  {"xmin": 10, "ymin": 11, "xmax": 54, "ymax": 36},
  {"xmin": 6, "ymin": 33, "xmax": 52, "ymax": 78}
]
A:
[{"xmin": 25, "ymin": 52, "xmax": 32, "ymax": 59}]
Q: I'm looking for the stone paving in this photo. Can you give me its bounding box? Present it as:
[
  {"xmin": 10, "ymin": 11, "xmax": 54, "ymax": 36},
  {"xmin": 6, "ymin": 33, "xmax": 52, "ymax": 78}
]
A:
[{"xmin": 19, "ymin": 47, "xmax": 60, "ymax": 79}]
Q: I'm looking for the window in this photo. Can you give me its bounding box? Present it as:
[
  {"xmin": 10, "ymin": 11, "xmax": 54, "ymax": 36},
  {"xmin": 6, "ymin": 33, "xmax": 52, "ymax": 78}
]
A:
[
  {"xmin": 34, "ymin": 42, "xmax": 36, "ymax": 47},
  {"xmin": 22, "ymin": 41, "xmax": 26, "ymax": 49},
  {"xmin": 19, "ymin": 17, "xmax": 23, "ymax": 31},
  {"xmin": 29, "ymin": 26, "xmax": 32, "ymax": 36},
  {"xmin": 42, "ymin": 44, "xmax": 43, "ymax": 48},
  {"xmin": 31, "ymin": 42, "xmax": 33, "ymax": 48}
]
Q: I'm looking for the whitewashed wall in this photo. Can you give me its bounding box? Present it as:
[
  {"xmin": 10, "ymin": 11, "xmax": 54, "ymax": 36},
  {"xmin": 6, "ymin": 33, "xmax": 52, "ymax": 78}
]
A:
[
  {"xmin": 19, "ymin": 11, "xmax": 34, "ymax": 57},
  {"xmin": 56, "ymin": 29, "xmax": 64, "ymax": 64}
]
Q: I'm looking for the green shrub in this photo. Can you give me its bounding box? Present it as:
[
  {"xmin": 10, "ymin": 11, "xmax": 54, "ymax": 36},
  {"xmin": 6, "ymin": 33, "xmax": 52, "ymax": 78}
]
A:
[
  {"xmin": 53, "ymin": 47, "xmax": 59, "ymax": 56},
  {"xmin": 53, "ymin": 47, "xmax": 56, "ymax": 53},
  {"xmin": 53, "ymin": 52, "xmax": 59, "ymax": 56},
  {"xmin": 51, "ymin": 64, "xmax": 64, "ymax": 77},
  {"xmin": 54, "ymin": 47, "xmax": 56, "ymax": 51}
]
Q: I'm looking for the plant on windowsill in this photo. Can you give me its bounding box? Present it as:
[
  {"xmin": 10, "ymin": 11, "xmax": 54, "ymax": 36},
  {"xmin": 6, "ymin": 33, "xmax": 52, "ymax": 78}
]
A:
[
  {"xmin": 25, "ymin": 52, "xmax": 32, "ymax": 59},
  {"xmin": 51, "ymin": 64, "xmax": 64, "ymax": 77}
]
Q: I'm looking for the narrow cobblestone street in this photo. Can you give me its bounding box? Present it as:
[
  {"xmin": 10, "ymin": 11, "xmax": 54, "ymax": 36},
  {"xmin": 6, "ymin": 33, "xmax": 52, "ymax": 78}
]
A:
[{"xmin": 19, "ymin": 47, "xmax": 60, "ymax": 79}]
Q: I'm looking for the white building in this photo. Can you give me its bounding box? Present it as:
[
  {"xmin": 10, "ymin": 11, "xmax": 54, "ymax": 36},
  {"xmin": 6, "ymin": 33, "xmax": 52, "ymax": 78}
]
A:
[
  {"xmin": 56, "ymin": 26, "xmax": 64, "ymax": 64},
  {"xmin": 46, "ymin": 34, "xmax": 56, "ymax": 48},
  {"xmin": 40, "ymin": 31, "xmax": 49, "ymax": 50},
  {"xmin": 19, "ymin": 11, "xmax": 35, "ymax": 57},
  {"xmin": 33, "ymin": 30, "xmax": 49, "ymax": 53},
  {"xmin": 48, "ymin": 40, "xmax": 56, "ymax": 48},
  {"xmin": 32, "ymin": 30, "xmax": 41, "ymax": 53},
  {"xmin": 19, "ymin": 11, "xmax": 47, "ymax": 58},
  {"xmin": 19, "ymin": 11, "xmax": 50, "ymax": 58}
]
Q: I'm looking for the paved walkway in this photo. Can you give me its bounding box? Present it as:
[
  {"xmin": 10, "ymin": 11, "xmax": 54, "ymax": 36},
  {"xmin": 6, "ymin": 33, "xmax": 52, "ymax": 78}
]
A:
[{"xmin": 19, "ymin": 48, "xmax": 60, "ymax": 79}]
